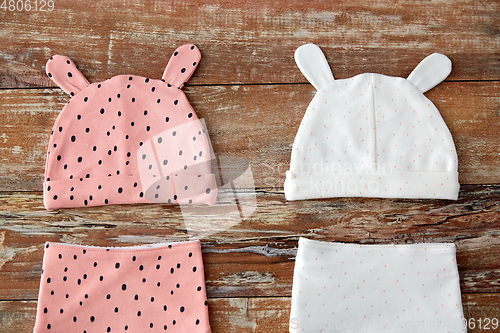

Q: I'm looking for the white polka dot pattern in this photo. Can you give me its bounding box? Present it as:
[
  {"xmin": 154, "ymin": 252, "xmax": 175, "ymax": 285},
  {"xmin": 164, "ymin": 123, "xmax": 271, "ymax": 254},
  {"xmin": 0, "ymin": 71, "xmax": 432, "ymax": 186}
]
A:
[
  {"xmin": 285, "ymin": 45, "xmax": 459, "ymax": 201},
  {"xmin": 290, "ymin": 238, "xmax": 467, "ymax": 333}
]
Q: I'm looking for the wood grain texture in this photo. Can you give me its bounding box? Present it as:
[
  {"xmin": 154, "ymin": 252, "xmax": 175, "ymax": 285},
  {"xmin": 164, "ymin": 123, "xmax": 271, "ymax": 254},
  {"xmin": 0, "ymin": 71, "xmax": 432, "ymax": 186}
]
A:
[
  {"xmin": 0, "ymin": 0, "xmax": 499, "ymax": 88},
  {"xmin": 1, "ymin": 294, "xmax": 499, "ymax": 333},
  {"xmin": 0, "ymin": 81, "xmax": 499, "ymax": 192},
  {"xmin": 0, "ymin": 186, "xmax": 499, "ymax": 300}
]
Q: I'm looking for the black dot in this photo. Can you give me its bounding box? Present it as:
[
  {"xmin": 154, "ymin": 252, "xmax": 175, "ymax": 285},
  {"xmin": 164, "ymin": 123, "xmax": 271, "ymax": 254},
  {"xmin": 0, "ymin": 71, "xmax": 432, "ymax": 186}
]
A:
[
  {"xmin": 114, "ymin": 145, "xmax": 117, "ymax": 151},
  {"xmin": 86, "ymin": 174, "xmax": 90, "ymax": 179},
  {"xmin": 184, "ymin": 186, "xmax": 188, "ymax": 190},
  {"xmin": 84, "ymin": 97, "xmax": 88, "ymax": 102},
  {"xmin": 137, "ymin": 311, "xmax": 141, "ymax": 316},
  {"xmin": 105, "ymin": 199, "xmax": 109, "ymax": 204},
  {"xmin": 139, "ymin": 192, "xmax": 144, "ymax": 197},
  {"xmin": 65, "ymin": 293, "xmax": 69, "ymax": 298},
  {"xmin": 93, "ymin": 146, "xmax": 97, "ymax": 151},
  {"xmin": 100, "ymin": 108, "xmax": 105, "ymax": 114},
  {"xmin": 53, "ymin": 195, "xmax": 58, "ymax": 200},
  {"xmin": 145, "ymin": 78, "xmax": 150, "ymax": 83},
  {"xmin": 142, "ymin": 278, "xmax": 146, "ymax": 283},
  {"xmin": 100, "ymin": 276, "xmax": 103, "ymax": 281},
  {"xmin": 77, "ymin": 114, "xmax": 81, "ymax": 120},
  {"xmin": 189, "ymin": 252, "xmax": 192, "ymax": 257},
  {"xmin": 165, "ymin": 117, "xmax": 169, "ymax": 122},
  {"xmin": 139, "ymin": 265, "xmax": 144, "ymax": 271},
  {"xmin": 58, "ymin": 127, "xmax": 63, "ymax": 132},
  {"xmin": 180, "ymin": 306, "xmax": 185, "ymax": 312},
  {"xmin": 206, "ymin": 188, "xmax": 211, "ymax": 194},
  {"xmin": 150, "ymin": 323, "xmax": 154, "ymax": 328},
  {"xmin": 173, "ymin": 320, "xmax": 176, "ymax": 325},
  {"xmin": 157, "ymin": 282, "xmax": 161, "ymax": 287},
  {"xmin": 66, "ymin": 59, "xmax": 70, "ymax": 64},
  {"xmin": 117, "ymin": 93, "xmax": 120, "ymax": 98},
  {"xmin": 107, "ymin": 131, "xmax": 111, "ymax": 136},
  {"xmin": 176, "ymin": 283, "xmax": 180, "ymax": 288},
  {"xmin": 177, "ymin": 263, "xmax": 181, "ymax": 268},
  {"xmin": 162, "ymin": 159, "xmax": 168, "ymax": 165},
  {"xmin": 125, "ymin": 325, "xmax": 128, "ymax": 330},
  {"xmin": 196, "ymin": 319, "xmax": 200, "ymax": 325},
  {"xmin": 132, "ymin": 97, "xmax": 135, "ymax": 102},
  {"xmin": 114, "ymin": 307, "xmax": 119, "ymax": 313},
  {"xmin": 134, "ymin": 294, "xmax": 139, "ymax": 300},
  {"xmin": 156, "ymin": 264, "xmax": 160, "ymax": 270},
  {"xmin": 129, "ymin": 76, "xmax": 133, "ymax": 80},
  {"xmin": 77, "ymin": 279, "xmax": 81, "ymax": 285},
  {"xmin": 64, "ymin": 164, "xmax": 68, "ymax": 169},
  {"xmin": 78, "ymin": 156, "xmax": 82, "ymax": 163},
  {"xmin": 86, "ymin": 128, "xmax": 90, "ymax": 133},
  {"xmin": 107, "ymin": 327, "xmax": 111, "ymax": 332},
  {"xmin": 197, "ymin": 286, "xmax": 202, "ymax": 291},
  {"xmin": 188, "ymin": 113, "xmax": 193, "ymax": 118},
  {"xmin": 191, "ymin": 45, "xmax": 195, "ymax": 50},
  {"xmin": 157, "ymin": 99, "xmax": 161, "ymax": 103},
  {"xmin": 146, "ymin": 126, "xmax": 150, "ymax": 131},
  {"xmin": 170, "ymin": 268, "xmax": 174, "ymax": 274},
  {"xmin": 98, "ymin": 160, "xmax": 102, "ymax": 165},
  {"xmin": 79, "ymin": 301, "xmax": 82, "ymax": 306},
  {"xmin": 115, "ymin": 263, "xmax": 120, "ymax": 269},
  {"xmin": 132, "ymin": 256, "xmax": 136, "ymax": 261},
  {"xmin": 84, "ymin": 200, "xmax": 88, "ymax": 206},
  {"xmin": 193, "ymin": 266, "xmax": 197, "ymax": 272},
  {"xmin": 83, "ymin": 273, "xmax": 87, "ymax": 279},
  {"xmin": 106, "ymin": 294, "xmax": 111, "ymax": 299},
  {"xmin": 174, "ymin": 51, "xmax": 178, "ymax": 56},
  {"xmin": 47, "ymin": 324, "xmax": 51, "ymax": 329},
  {"xmin": 125, "ymin": 135, "xmax": 129, "ymax": 139},
  {"xmin": 58, "ymin": 254, "xmax": 62, "ymax": 259},
  {"xmin": 73, "ymin": 316, "xmax": 77, "ymax": 322},
  {"xmin": 48, "ymin": 72, "xmax": 52, "ymax": 77},
  {"xmin": 51, "ymin": 290, "xmax": 54, "ymax": 295},
  {"xmin": 174, "ymin": 100, "xmax": 178, "ymax": 105},
  {"xmin": 158, "ymin": 137, "xmax": 162, "ymax": 144},
  {"xmin": 143, "ymin": 110, "xmax": 148, "ymax": 116},
  {"xmin": 94, "ymin": 262, "xmax": 97, "ymax": 267},
  {"xmin": 151, "ymin": 87, "xmax": 155, "ymax": 92},
  {"xmin": 180, "ymin": 68, "xmax": 186, "ymax": 73},
  {"xmin": 131, "ymin": 122, "xmax": 134, "ymax": 126},
  {"xmin": 97, "ymin": 84, "xmax": 102, "ymax": 88},
  {"xmin": 56, "ymin": 155, "xmax": 61, "ymax": 161},
  {"xmin": 151, "ymin": 297, "xmax": 154, "ymax": 302},
  {"xmin": 90, "ymin": 316, "xmax": 95, "ymax": 322},
  {"xmin": 70, "ymin": 92, "xmax": 74, "ymax": 96},
  {"xmin": 68, "ymin": 72, "xmax": 73, "ymax": 77},
  {"xmin": 172, "ymin": 131, "xmax": 176, "ymax": 136},
  {"xmin": 118, "ymin": 111, "xmax": 122, "ymax": 117},
  {"xmin": 171, "ymin": 290, "xmax": 174, "ymax": 295},
  {"xmin": 118, "ymin": 187, "xmax": 123, "ymax": 193},
  {"xmin": 127, "ymin": 84, "xmax": 131, "ymax": 88}
]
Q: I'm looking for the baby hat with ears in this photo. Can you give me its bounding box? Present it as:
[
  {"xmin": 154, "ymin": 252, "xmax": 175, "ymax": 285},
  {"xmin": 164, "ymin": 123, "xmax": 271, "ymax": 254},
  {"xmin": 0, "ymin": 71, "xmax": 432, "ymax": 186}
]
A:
[
  {"xmin": 284, "ymin": 44, "xmax": 459, "ymax": 201},
  {"xmin": 43, "ymin": 44, "xmax": 218, "ymax": 210}
]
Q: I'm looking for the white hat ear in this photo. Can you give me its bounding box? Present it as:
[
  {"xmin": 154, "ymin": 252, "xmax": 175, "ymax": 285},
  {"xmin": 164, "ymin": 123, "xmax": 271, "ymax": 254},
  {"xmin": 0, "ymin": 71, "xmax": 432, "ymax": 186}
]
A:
[
  {"xmin": 295, "ymin": 44, "xmax": 334, "ymax": 91},
  {"xmin": 407, "ymin": 53, "xmax": 452, "ymax": 93}
]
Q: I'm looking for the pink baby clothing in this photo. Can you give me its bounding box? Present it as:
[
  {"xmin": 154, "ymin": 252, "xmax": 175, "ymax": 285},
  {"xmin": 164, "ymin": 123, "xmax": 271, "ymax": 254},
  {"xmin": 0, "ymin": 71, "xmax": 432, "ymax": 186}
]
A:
[
  {"xmin": 285, "ymin": 44, "xmax": 459, "ymax": 200},
  {"xmin": 43, "ymin": 44, "xmax": 218, "ymax": 209},
  {"xmin": 34, "ymin": 241, "xmax": 211, "ymax": 332}
]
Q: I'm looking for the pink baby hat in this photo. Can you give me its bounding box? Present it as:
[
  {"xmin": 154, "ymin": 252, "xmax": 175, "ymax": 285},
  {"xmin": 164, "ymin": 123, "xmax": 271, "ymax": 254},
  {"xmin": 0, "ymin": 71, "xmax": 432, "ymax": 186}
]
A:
[
  {"xmin": 43, "ymin": 44, "xmax": 218, "ymax": 210},
  {"xmin": 285, "ymin": 44, "xmax": 459, "ymax": 201}
]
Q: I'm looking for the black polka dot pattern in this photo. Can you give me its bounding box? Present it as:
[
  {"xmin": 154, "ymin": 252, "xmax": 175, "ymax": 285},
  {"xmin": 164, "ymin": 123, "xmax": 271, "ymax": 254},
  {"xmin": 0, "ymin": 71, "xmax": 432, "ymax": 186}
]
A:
[
  {"xmin": 43, "ymin": 45, "xmax": 216, "ymax": 210},
  {"xmin": 36, "ymin": 241, "xmax": 209, "ymax": 332}
]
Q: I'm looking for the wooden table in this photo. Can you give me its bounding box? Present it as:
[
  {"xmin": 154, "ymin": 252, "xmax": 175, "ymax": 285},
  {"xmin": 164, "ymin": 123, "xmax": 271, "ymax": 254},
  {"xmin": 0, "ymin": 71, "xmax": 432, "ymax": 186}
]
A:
[{"xmin": 1, "ymin": 1, "xmax": 499, "ymax": 331}]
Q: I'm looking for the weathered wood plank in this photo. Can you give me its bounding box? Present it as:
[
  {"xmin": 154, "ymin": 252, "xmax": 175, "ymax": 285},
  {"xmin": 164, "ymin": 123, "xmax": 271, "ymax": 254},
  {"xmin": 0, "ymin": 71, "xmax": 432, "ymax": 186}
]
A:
[
  {"xmin": 0, "ymin": 0, "xmax": 499, "ymax": 88},
  {"xmin": 1, "ymin": 294, "xmax": 499, "ymax": 332},
  {"xmin": 0, "ymin": 81, "xmax": 499, "ymax": 191},
  {"xmin": 0, "ymin": 186, "xmax": 499, "ymax": 299}
]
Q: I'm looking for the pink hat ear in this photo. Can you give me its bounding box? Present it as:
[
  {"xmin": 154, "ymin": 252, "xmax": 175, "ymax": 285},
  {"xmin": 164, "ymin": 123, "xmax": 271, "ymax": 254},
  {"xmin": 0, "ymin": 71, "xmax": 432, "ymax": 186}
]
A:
[
  {"xmin": 46, "ymin": 55, "xmax": 90, "ymax": 96},
  {"xmin": 162, "ymin": 44, "xmax": 201, "ymax": 89}
]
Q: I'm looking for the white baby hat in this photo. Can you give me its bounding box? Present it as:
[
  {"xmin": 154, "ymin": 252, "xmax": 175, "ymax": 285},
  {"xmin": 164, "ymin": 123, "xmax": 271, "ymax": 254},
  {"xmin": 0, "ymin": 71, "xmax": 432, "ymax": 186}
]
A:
[{"xmin": 285, "ymin": 44, "xmax": 459, "ymax": 201}]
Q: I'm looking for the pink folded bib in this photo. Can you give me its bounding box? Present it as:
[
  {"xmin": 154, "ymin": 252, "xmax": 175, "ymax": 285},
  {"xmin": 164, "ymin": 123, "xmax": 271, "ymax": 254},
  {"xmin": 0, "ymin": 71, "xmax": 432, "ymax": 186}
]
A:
[{"xmin": 34, "ymin": 241, "xmax": 211, "ymax": 332}]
